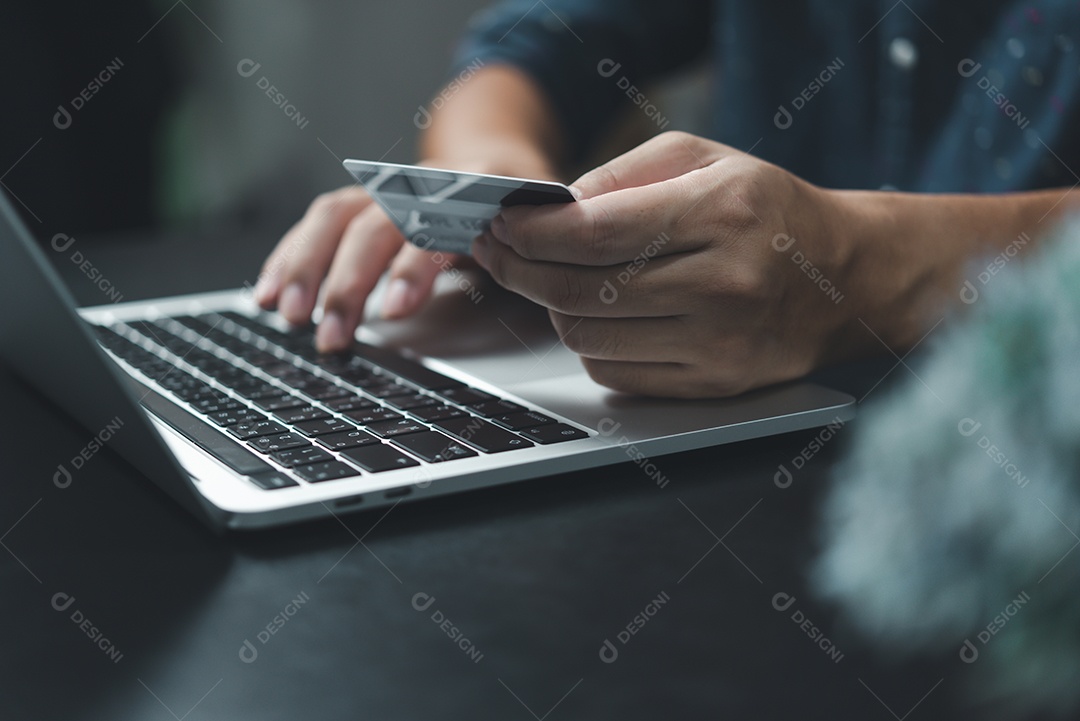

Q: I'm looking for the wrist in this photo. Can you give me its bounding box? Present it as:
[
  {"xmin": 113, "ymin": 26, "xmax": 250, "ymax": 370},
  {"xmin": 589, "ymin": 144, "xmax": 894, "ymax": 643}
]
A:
[
  {"xmin": 826, "ymin": 189, "xmax": 970, "ymax": 357},
  {"xmin": 807, "ymin": 187, "xmax": 911, "ymax": 361}
]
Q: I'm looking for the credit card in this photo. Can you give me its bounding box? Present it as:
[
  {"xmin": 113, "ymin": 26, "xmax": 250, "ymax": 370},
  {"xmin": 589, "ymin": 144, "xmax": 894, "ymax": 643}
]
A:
[{"xmin": 342, "ymin": 159, "xmax": 575, "ymax": 255}]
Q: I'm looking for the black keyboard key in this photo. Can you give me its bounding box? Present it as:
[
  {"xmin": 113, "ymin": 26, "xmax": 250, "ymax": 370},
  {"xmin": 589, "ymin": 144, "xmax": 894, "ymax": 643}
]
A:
[
  {"xmin": 293, "ymin": 417, "xmax": 355, "ymax": 437},
  {"xmin": 293, "ymin": 460, "xmax": 357, "ymax": 483},
  {"xmin": 216, "ymin": 338, "xmax": 253, "ymax": 356},
  {"xmin": 206, "ymin": 407, "xmax": 264, "ymax": 427},
  {"xmin": 158, "ymin": 373, "xmax": 204, "ymax": 390},
  {"xmin": 223, "ymin": 373, "xmax": 261, "ymax": 388},
  {"xmin": 432, "ymin": 417, "xmax": 533, "ymax": 453},
  {"xmin": 315, "ymin": 429, "xmax": 379, "ymax": 451},
  {"xmin": 252, "ymin": 394, "xmax": 307, "ymax": 412},
  {"xmin": 304, "ymin": 384, "xmax": 351, "ymax": 401},
  {"xmin": 279, "ymin": 371, "xmax": 324, "ymax": 390},
  {"xmin": 383, "ymin": 393, "xmax": 438, "ymax": 410},
  {"xmin": 212, "ymin": 370, "xmax": 259, "ymax": 388},
  {"xmin": 246, "ymin": 471, "xmax": 299, "ymax": 490},
  {"xmin": 283, "ymin": 344, "xmax": 319, "ymax": 362},
  {"xmin": 366, "ymin": 382, "xmax": 413, "ymax": 399},
  {"xmin": 312, "ymin": 354, "xmax": 348, "ymax": 372},
  {"xmin": 175, "ymin": 378, "xmax": 221, "ymax": 393},
  {"xmin": 226, "ymin": 419, "xmax": 287, "ymax": 440},
  {"xmin": 170, "ymin": 314, "xmax": 218, "ymax": 335},
  {"xmin": 169, "ymin": 383, "xmax": 216, "ymax": 403},
  {"xmin": 520, "ymin": 423, "xmax": 590, "ymax": 444},
  {"xmin": 126, "ymin": 319, "xmax": 173, "ymax": 342},
  {"xmin": 217, "ymin": 310, "xmax": 266, "ymax": 329},
  {"xmin": 438, "ymin": 387, "xmax": 496, "ymax": 406},
  {"xmin": 468, "ymin": 399, "xmax": 526, "ymax": 417},
  {"xmin": 196, "ymin": 362, "xmax": 235, "ymax": 380},
  {"xmin": 338, "ymin": 367, "xmax": 377, "ymax": 386},
  {"xmin": 248, "ymin": 432, "xmax": 310, "ymax": 454},
  {"xmin": 156, "ymin": 370, "xmax": 197, "ymax": 388},
  {"xmin": 191, "ymin": 356, "xmax": 231, "ymax": 375},
  {"xmin": 278, "ymin": 326, "xmax": 316, "ymax": 344},
  {"xmin": 235, "ymin": 348, "xmax": 279, "ymax": 367},
  {"xmin": 93, "ymin": 324, "xmax": 128, "ymax": 346},
  {"xmin": 341, "ymin": 444, "xmax": 420, "ymax": 472},
  {"xmin": 391, "ymin": 431, "xmax": 478, "ymax": 463},
  {"xmin": 186, "ymin": 387, "xmax": 228, "ymax": 403},
  {"xmin": 273, "ymin": 406, "xmax": 331, "ymax": 424},
  {"xmin": 192, "ymin": 393, "xmax": 232, "ymax": 411},
  {"xmin": 315, "ymin": 354, "xmax": 365, "ymax": 374},
  {"xmin": 271, "ymin": 446, "xmax": 333, "ymax": 467},
  {"xmin": 128, "ymin": 356, "xmax": 172, "ymax": 376},
  {"xmin": 231, "ymin": 380, "xmax": 282, "ymax": 399},
  {"xmin": 324, "ymin": 396, "xmax": 377, "ymax": 412},
  {"xmin": 342, "ymin": 408, "xmax": 402, "ymax": 425},
  {"xmin": 490, "ymin": 411, "xmax": 556, "ymax": 431},
  {"xmin": 407, "ymin": 404, "xmax": 467, "ymax": 423},
  {"xmin": 365, "ymin": 418, "xmax": 427, "ymax": 438},
  {"xmin": 138, "ymin": 387, "xmax": 272, "ymax": 476},
  {"xmin": 260, "ymin": 361, "xmax": 302, "ymax": 377},
  {"xmin": 191, "ymin": 397, "xmax": 245, "ymax": 415}
]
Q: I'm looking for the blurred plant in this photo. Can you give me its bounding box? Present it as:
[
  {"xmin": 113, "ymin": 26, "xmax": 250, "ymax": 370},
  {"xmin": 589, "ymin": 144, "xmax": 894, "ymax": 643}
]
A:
[{"xmin": 814, "ymin": 213, "xmax": 1080, "ymax": 717}]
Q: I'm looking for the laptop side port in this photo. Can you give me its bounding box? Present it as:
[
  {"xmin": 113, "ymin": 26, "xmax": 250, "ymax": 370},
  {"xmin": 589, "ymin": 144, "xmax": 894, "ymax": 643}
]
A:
[
  {"xmin": 333, "ymin": 495, "xmax": 365, "ymax": 508},
  {"xmin": 384, "ymin": 487, "xmax": 412, "ymax": 499}
]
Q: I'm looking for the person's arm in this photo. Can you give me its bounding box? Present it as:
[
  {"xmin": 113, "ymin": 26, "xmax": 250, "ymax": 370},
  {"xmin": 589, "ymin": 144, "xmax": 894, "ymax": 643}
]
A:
[
  {"xmin": 419, "ymin": 64, "xmax": 564, "ymax": 181},
  {"xmin": 451, "ymin": 0, "xmax": 710, "ymax": 161},
  {"xmin": 833, "ymin": 188, "xmax": 1072, "ymax": 357},
  {"xmin": 471, "ymin": 131, "xmax": 1078, "ymax": 397}
]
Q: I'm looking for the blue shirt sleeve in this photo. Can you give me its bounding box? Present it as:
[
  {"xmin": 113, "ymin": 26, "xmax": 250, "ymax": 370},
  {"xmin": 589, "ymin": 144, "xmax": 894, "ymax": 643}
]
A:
[{"xmin": 450, "ymin": 0, "xmax": 711, "ymax": 160}]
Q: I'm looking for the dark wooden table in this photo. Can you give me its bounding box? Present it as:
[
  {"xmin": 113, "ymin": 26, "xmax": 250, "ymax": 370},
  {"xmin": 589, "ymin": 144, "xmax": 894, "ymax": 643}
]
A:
[{"xmin": 0, "ymin": 225, "xmax": 968, "ymax": 720}]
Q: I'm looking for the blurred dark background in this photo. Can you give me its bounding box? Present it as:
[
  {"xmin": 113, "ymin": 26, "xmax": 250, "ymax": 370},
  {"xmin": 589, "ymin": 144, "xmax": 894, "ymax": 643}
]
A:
[
  {"xmin": 2, "ymin": 0, "xmax": 497, "ymax": 238},
  {"xmin": 2, "ymin": 0, "xmax": 708, "ymax": 245}
]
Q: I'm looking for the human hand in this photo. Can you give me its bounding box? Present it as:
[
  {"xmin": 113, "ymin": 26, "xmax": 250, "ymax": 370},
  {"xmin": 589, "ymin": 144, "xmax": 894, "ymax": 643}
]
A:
[
  {"xmin": 471, "ymin": 131, "xmax": 857, "ymax": 398},
  {"xmin": 254, "ymin": 158, "xmax": 557, "ymax": 352}
]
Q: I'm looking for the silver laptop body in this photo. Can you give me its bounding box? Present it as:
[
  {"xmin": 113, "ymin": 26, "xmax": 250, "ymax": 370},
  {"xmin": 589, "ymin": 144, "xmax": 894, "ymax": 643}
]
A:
[{"xmin": 0, "ymin": 193, "xmax": 855, "ymax": 531}]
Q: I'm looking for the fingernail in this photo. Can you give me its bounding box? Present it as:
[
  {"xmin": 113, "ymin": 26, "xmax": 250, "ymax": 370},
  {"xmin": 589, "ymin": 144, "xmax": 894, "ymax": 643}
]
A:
[
  {"xmin": 279, "ymin": 283, "xmax": 305, "ymax": 323},
  {"xmin": 381, "ymin": 278, "xmax": 414, "ymax": 319},
  {"xmin": 490, "ymin": 214, "xmax": 508, "ymax": 243},
  {"xmin": 472, "ymin": 234, "xmax": 490, "ymax": 269},
  {"xmin": 316, "ymin": 311, "xmax": 349, "ymax": 351},
  {"xmin": 253, "ymin": 274, "xmax": 278, "ymax": 306},
  {"xmin": 568, "ymin": 185, "xmax": 584, "ymax": 200}
]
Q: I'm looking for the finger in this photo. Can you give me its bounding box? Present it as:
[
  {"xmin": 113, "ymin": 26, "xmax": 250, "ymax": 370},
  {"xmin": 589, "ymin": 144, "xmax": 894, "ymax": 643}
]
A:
[
  {"xmin": 570, "ymin": 130, "xmax": 721, "ymax": 199},
  {"xmin": 380, "ymin": 243, "xmax": 460, "ymax": 319},
  {"xmin": 548, "ymin": 309, "xmax": 686, "ymax": 363},
  {"xmin": 315, "ymin": 206, "xmax": 406, "ymax": 351},
  {"xmin": 472, "ymin": 233, "xmax": 686, "ymax": 317},
  {"xmin": 491, "ymin": 177, "xmax": 708, "ymax": 266},
  {"xmin": 255, "ymin": 187, "xmax": 373, "ymax": 325}
]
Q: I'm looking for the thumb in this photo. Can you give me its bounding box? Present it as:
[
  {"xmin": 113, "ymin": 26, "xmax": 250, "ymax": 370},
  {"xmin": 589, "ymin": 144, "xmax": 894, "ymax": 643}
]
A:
[{"xmin": 570, "ymin": 131, "xmax": 718, "ymax": 200}]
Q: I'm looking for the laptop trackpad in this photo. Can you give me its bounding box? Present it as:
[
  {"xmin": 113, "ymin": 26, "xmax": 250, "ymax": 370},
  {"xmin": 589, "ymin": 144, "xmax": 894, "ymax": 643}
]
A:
[{"xmin": 504, "ymin": 372, "xmax": 851, "ymax": 442}]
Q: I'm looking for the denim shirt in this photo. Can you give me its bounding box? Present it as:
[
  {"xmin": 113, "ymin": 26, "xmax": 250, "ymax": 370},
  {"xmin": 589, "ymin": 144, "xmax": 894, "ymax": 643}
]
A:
[{"xmin": 453, "ymin": 0, "xmax": 1079, "ymax": 193}]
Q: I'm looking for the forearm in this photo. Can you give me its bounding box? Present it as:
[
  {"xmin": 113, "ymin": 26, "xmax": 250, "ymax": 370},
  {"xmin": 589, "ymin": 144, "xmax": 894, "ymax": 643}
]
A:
[
  {"xmin": 419, "ymin": 65, "xmax": 565, "ymax": 180},
  {"xmin": 834, "ymin": 187, "xmax": 1078, "ymax": 354}
]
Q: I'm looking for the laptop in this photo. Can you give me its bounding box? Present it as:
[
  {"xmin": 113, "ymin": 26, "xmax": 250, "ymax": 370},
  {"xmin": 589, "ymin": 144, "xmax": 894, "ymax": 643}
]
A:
[{"xmin": 0, "ymin": 189, "xmax": 855, "ymax": 531}]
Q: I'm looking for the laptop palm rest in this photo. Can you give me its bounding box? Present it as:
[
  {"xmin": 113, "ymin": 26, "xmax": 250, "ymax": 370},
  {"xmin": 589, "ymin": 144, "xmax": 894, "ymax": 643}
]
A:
[{"xmin": 363, "ymin": 274, "xmax": 855, "ymax": 444}]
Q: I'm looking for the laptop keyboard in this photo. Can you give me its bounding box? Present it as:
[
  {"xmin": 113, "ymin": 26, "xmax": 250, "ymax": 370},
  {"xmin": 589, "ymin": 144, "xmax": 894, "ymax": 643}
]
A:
[{"xmin": 92, "ymin": 311, "xmax": 588, "ymax": 491}]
